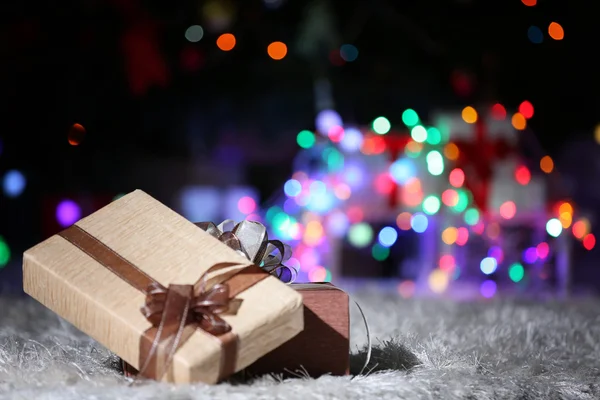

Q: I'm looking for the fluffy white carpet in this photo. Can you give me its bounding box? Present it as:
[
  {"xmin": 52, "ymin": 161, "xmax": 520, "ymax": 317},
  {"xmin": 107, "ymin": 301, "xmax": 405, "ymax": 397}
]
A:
[{"xmin": 2, "ymin": 293, "xmax": 600, "ymax": 400}]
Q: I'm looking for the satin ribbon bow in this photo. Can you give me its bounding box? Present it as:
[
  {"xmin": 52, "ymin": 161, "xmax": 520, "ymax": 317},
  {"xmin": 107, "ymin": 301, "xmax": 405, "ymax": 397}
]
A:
[
  {"xmin": 140, "ymin": 281, "xmax": 232, "ymax": 337},
  {"xmin": 135, "ymin": 262, "xmax": 245, "ymax": 381},
  {"xmin": 196, "ymin": 220, "xmax": 297, "ymax": 283}
]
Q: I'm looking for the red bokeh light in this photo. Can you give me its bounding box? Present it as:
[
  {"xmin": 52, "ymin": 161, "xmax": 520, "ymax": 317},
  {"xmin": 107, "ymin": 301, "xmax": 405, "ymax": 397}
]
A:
[
  {"xmin": 518, "ymin": 101, "xmax": 534, "ymax": 119},
  {"xmin": 491, "ymin": 103, "xmax": 507, "ymax": 120},
  {"xmin": 515, "ymin": 165, "xmax": 531, "ymax": 185},
  {"xmin": 583, "ymin": 234, "xmax": 596, "ymax": 250}
]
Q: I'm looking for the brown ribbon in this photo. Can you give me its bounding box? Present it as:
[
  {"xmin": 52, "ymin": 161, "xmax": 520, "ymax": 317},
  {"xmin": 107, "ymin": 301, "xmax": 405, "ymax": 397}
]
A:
[{"xmin": 59, "ymin": 224, "xmax": 269, "ymax": 382}]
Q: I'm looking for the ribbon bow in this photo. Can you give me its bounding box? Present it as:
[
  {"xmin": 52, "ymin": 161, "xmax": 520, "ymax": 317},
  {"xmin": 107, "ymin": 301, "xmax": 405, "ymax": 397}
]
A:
[
  {"xmin": 196, "ymin": 220, "xmax": 297, "ymax": 283},
  {"xmin": 135, "ymin": 262, "xmax": 251, "ymax": 381}
]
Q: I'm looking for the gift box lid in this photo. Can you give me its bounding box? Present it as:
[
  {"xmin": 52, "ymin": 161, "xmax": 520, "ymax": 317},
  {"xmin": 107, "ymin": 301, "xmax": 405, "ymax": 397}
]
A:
[{"xmin": 23, "ymin": 190, "xmax": 304, "ymax": 384}]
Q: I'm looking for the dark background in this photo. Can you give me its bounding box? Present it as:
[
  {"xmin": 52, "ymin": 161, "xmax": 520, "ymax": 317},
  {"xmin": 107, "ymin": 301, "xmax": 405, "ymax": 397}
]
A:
[{"xmin": 2, "ymin": 0, "xmax": 599, "ymax": 292}]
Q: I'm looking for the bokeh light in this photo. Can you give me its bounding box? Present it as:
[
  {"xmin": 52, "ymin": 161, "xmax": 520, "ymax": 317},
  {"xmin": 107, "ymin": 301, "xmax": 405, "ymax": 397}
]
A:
[
  {"xmin": 398, "ymin": 281, "xmax": 416, "ymax": 298},
  {"xmin": 316, "ymin": 110, "xmax": 342, "ymax": 134},
  {"xmin": 480, "ymin": 257, "xmax": 498, "ymax": 275},
  {"xmin": 297, "ymin": 130, "xmax": 316, "ymax": 148},
  {"xmin": 456, "ymin": 227, "xmax": 469, "ymax": 246},
  {"xmin": 518, "ymin": 101, "xmax": 534, "ymax": 119},
  {"xmin": 348, "ymin": 223, "xmax": 373, "ymax": 248},
  {"xmin": 480, "ymin": 280, "xmax": 497, "ymax": 298},
  {"xmin": 522, "ymin": 0, "xmax": 536, "ymax": 5},
  {"xmin": 491, "ymin": 103, "xmax": 507, "ymax": 120},
  {"xmin": 0, "ymin": 237, "xmax": 10, "ymax": 268},
  {"xmin": 499, "ymin": 201, "xmax": 516, "ymax": 219},
  {"xmin": 411, "ymin": 213, "xmax": 429, "ymax": 233},
  {"xmin": 411, "ymin": 126, "xmax": 428, "ymax": 143},
  {"xmin": 267, "ymin": 41, "xmax": 287, "ymax": 60},
  {"xmin": 378, "ymin": 226, "xmax": 398, "ymax": 247},
  {"xmin": 3, "ymin": 170, "xmax": 26, "ymax": 198},
  {"xmin": 540, "ymin": 156, "xmax": 554, "ymax": 173},
  {"xmin": 185, "ymin": 25, "xmax": 204, "ymax": 42},
  {"xmin": 444, "ymin": 143, "xmax": 460, "ymax": 160},
  {"xmin": 511, "ymin": 113, "xmax": 527, "ymax": 130},
  {"xmin": 449, "ymin": 168, "xmax": 465, "ymax": 187},
  {"xmin": 546, "ymin": 218, "xmax": 562, "ymax": 237},
  {"xmin": 390, "ymin": 158, "xmax": 416, "ymax": 184},
  {"xmin": 583, "ymin": 234, "xmax": 596, "ymax": 250},
  {"xmin": 68, "ymin": 123, "xmax": 86, "ymax": 145},
  {"xmin": 548, "ymin": 22, "xmax": 564, "ymax": 40},
  {"xmin": 340, "ymin": 44, "xmax": 359, "ymax": 62},
  {"xmin": 428, "ymin": 269, "xmax": 449, "ymax": 294},
  {"xmin": 340, "ymin": 127, "xmax": 363, "ymax": 152},
  {"xmin": 523, "ymin": 247, "xmax": 538, "ymax": 264},
  {"xmin": 528, "ymin": 26, "xmax": 543, "ymax": 44},
  {"xmin": 237, "ymin": 196, "xmax": 256, "ymax": 214},
  {"xmin": 402, "ymin": 109, "xmax": 419, "ymax": 127},
  {"xmin": 372, "ymin": 117, "xmax": 391, "ymax": 134},
  {"xmin": 514, "ymin": 165, "xmax": 531, "ymax": 185},
  {"xmin": 442, "ymin": 227, "xmax": 458, "ymax": 245},
  {"xmin": 216, "ymin": 33, "xmax": 236, "ymax": 51},
  {"xmin": 461, "ymin": 106, "xmax": 477, "ymax": 124},
  {"xmin": 396, "ymin": 212, "xmax": 412, "ymax": 231},
  {"xmin": 423, "ymin": 195, "xmax": 441, "ymax": 215},
  {"xmin": 56, "ymin": 199, "xmax": 82, "ymax": 227},
  {"xmin": 509, "ymin": 263, "xmax": 525, "ymax": 282},
  {"xmin": 536, "ymin": 242, "xmax": 550, "ymax": 259}
]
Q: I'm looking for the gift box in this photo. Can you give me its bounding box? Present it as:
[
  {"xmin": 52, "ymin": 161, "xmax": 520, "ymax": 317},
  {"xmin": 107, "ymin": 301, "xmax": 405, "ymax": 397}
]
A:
[
  {"xmin": 122, "ymin": 283, "xmax": 352, "ymax": 379},
  {"xmin": 246, "ymin": 283, "xmax": 350, "ymax": 377},
  {"xmin": 22, "ymin": 190, "xmax": 304, "ymax": 384}
]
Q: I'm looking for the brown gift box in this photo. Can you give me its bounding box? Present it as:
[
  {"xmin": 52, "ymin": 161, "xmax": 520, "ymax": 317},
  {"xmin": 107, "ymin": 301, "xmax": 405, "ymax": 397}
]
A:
[
  {"xmin": 22, "ymin": 190, "xmax": 304, "ymax": 384},
  {"xmin": 246, "ymin": 283, "xmax": 350, "ymax": 377},
  {"xmin": 122, "ymin": 282, "xmax": 351, "ymax": 379}
]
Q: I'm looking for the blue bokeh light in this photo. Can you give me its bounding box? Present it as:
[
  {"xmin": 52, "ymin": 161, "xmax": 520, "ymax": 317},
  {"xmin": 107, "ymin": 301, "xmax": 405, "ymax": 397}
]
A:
[
  {"xmin": 480, "ymin": 257, "xmax": 498, "ymax": 275},
  {"xmin": 378, "ymin": 226, "xmax": 398, "ymax": 247},
  {"xmin": 3, "ymin": 170, "xmax": 26, "ymax": 198}
]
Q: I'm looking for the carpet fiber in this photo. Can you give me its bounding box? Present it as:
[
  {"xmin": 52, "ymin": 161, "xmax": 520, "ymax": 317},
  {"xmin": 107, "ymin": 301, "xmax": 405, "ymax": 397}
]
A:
[{"xmin": 2, "ymin": 293, "xmax": 600, "ymax": 400}]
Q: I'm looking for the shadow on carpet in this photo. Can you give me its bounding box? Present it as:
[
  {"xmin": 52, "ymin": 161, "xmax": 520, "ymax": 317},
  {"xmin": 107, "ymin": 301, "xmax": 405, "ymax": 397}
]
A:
[{"xmin": 1, "ymin": 294, "xmax": 600, "ymax": 399}]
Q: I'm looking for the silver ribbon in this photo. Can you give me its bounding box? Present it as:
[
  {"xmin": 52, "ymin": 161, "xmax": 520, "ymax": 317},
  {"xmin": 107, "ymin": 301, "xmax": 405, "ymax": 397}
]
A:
[
  {"xmin": 195, "ymin": 220, "xmax": 372, "ymax": 376},
  {"xmin": 195, "ymin": 220, "xmax": 297, "ymax": 283}
]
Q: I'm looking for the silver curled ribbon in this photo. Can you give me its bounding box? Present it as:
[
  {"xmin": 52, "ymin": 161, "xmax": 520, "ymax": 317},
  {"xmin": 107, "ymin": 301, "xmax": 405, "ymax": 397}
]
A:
[{"xmin": 195, "ymin": 220, "xmax": 297, "ymax": 283}]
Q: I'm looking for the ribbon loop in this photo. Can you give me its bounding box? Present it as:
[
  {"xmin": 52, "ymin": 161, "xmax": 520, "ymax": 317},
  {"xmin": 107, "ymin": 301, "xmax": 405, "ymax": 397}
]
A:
[{"xmin": 196, "ymin": 220, "xmax": 298, "ymax": 283}]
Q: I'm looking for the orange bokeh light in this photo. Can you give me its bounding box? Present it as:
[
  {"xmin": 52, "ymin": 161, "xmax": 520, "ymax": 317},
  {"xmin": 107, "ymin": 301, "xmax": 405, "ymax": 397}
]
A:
[
  {"xmin": 68, "ymin": 123, "xmax": 86, "ymax": 146},
  {"xmin": 461, "ymin": 106, "xmax": 478, "ymax": 124},
  {"xmin": 217, "ymin": 33, "xmax": 236, "ymax": 51},
  {"xmin": 444, "ymin": 143, "xmax": 460, "ymax": 160},
  {"xmin": 540, "ymin": 155, "xmax": 554, "ymax": 173},
  {"xmin": 511, "ymin": 113, "xmax": 527, "ymax": 130},
  {"xmin": 548, "ymin": 22, "xmax": 564, "ymax": 40},
  {"xmin": 267, "ymin": 41, "xmax": 288, "ymax": 60}
]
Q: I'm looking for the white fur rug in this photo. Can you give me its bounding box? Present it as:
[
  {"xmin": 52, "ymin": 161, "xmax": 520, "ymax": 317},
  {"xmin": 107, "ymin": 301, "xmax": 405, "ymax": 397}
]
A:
[{"xmin": 2, "ymin": 293, "xmax": 600, "ymax": 400}]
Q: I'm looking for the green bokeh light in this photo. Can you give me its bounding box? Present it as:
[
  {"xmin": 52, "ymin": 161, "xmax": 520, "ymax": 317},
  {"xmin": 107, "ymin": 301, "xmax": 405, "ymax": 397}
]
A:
[
  {"xmin": 0, "ymin": 237, "xmax": 10, "ymax": 268},
  {"xmin": 423, "ymin": 195, "xmax": 441, "ymax": 215},
  {"xmin": 348, "ymin": 223, "xmax": 373, "ymax": 248},
  {"xmin": 453, "ymin": 190, "xmax": 469, "ymax": 213},
  {"xmin": 509, "ymin": 263, "xmax": 525, "ymax": 282},
  {"xmin": 402, "ymin": 109, "xmax": 419, "ymax": 127},
  {"xmin": 464, "ymin": 208, "xmax": 480, "ymax": 225},
  {"xmin": 297, "ymin": 130, "xmax": 316, "ymax": 148},
  {"xmin": 372, "ymin": 243, "xmax": 390, "ymax": 261},
  {"xmin": 426, "ymin": 127, "xmax": 442, "ymax": 145}
]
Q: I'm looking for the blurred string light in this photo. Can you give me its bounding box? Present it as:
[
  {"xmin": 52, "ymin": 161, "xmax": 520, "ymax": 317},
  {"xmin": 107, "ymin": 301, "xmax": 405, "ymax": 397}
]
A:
[
  {"xmin": 297, "ymin": 130, "xmax": 316, "ymax": 148},
  {"xmin": 267, "ymin": 41, "xmax": 287, "ymax": 60},
  {"xmin": 540, "ymin": 155, "xmax": 554, "ymax": 173},
  {"xmin": 372, "ymin": 117, "xmax": 391, "ymax": 134},
  {"xmin": 3, "ymin": 170, "xmax": 26, "ymax": 198},
  {"xmin": 216, "ymin": 33, "xmax": 236, "ymax": 51},
  {"xmin": 185, "ymin": 25, "xmax": 204, "ymax": 42},
  {"xmin": 528, "ymin": 26, "xmax": 543, "ymax": 44},
  {"xmin": 548, "ymin": 22, "xmax": 564, "ymax": 40},
  {"xmin": 0, "ymin": 236, "xmax": 10, "ymax": 268},
  {"xmin": 402, "ymin": 109, "xmax": 419, "ymax": 127},
  {"xmin": 518, "ymin": 101, "xmax": 534, "ymax": 119},
  {"xmin": 316, "ymin": 109, "xmax": 342, "ymax": 134},
  {"xmin": 68, "ymin": 123, "xmax": 86, "ymax": 146},
  {"xmin": 461, "ymin": 106, "xmax": 477, "ymax": 124},
  {"xmin": 339, "ymin": 44, "xmax": 358, "ymax": 62},
  {"xmin": 56, "ymin": 199, "xmax": 81, "ymax": 227},
  {"xmin": 480, "ymin": 280, "xmax": 497, "ymax": 298},
  {"xmin": 511, "ymin": 113, "xmax": 527, "ymax": 130}
]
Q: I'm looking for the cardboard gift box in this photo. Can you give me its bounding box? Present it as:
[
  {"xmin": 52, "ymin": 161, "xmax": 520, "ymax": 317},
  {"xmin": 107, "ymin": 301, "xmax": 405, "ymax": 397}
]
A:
[
  {"xmin": 22, "ymin": 190, "xmax": 304, "ymax": 384},
  {"xmin": 246, "ymin": 283, "xmax": 350, "ymax": 377},
  {"xmin": 122, "ymin": 283, "xmax": 351, "ymax": 379}
]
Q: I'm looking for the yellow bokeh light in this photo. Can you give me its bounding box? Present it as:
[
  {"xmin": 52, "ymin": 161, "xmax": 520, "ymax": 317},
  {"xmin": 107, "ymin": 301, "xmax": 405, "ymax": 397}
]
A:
[
  {"xmin": 441, "ymin": 227, "xmax": 458, "ymax": 245},
  {"xmin": 558, "ymin": 202, "xmax": 573, "ymax": 215},
  {"xmin": 462, "ymin": 106, "xmax": 478, "ymax": 124},
  {"xmin": 511, "ymin": 113, "xmax": 527, "ymax": 130},
  {"xmin": 303, "ymin": 220, "xmax": 324, "ymax": 246},
  {"xmin": 559, "ymin": 212, "xmax": 572, "ymax": 229},
  {"xmin": 428, "ymin": 269, "xmax": 449, "ymax": 294},
  {"xmin": 444, "ymin": 143, "xmax": 460, "ymax": 160},
  {"xmin": 594, "ymin": 124, "xmax": 600, "ymax": 144},
  {"xmin": 540, "ymin": 155, "xmax": 554, "ymax": 173}
]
